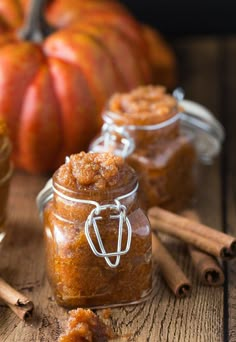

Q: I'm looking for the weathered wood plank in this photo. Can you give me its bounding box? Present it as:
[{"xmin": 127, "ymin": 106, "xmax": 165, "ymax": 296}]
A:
[
  {"xmin": 0, "ymin": 38, "xmax": 225, "ymax": 342},
  {"xmin": 222, "ymin": 37, "xmax": 236, "ymax": 342},
  {"xmin": 227, "ymin": 189, "xmax": 236, "ymax": 342}
]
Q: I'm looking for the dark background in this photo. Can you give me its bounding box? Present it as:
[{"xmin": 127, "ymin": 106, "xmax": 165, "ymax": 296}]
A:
[{"xmin": 121, "ymin": 0, "xmax": 236, "ymax": 35}]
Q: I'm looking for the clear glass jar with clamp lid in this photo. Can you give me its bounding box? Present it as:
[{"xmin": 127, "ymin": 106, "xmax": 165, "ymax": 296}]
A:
[
  {"xmin": 37, "ymin": 152, "xmax": 152, "ymax": 308},
  {"xmin": 90, "ymin": 86, "xmax": 224, "ymax": 211}
]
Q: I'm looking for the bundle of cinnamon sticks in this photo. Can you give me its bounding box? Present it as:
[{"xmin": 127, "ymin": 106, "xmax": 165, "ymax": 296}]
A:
[{"xmin": 149, "ymin": 207, "xmax": 232, "ymax": 297}]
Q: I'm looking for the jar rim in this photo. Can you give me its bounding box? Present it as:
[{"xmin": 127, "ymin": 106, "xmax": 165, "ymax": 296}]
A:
[
  {"xmin": 36, "ymin": 170, "xmax": 138, "ymax": 219},
  {"xmin": 52, "ymin": 167, "xmax": 138, "ymax": 201},
  {"xmin": 103, "ymin": 111, "xmax": 181, "ymax": 131},
  {"xmin": 52, "ymin": 180, "xmax": 139, "ymax": 206}
]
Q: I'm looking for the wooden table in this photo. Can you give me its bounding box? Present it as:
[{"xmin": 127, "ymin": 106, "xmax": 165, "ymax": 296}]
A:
[{"xmin": 1, "ymin": 36, "xmax": 236, "ymax": 342}]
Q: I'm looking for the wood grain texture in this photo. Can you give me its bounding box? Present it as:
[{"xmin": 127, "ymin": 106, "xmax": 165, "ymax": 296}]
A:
[
  {"xmin": 0, "ymin": 38, "xmax": 228, "ymax": 341},
  {"xmin": 221, "ymin": 37, "xmax": 236, "ymax": 342},
  {"xmin": 227, "ymin": 187, "xmax": 236, "ymax": 342}
]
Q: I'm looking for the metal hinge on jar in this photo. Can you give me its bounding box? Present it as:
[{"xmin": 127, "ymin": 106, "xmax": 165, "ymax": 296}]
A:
[{"xmin": 90, "ymin": 123, "xmax": 135, "ymax": 158}]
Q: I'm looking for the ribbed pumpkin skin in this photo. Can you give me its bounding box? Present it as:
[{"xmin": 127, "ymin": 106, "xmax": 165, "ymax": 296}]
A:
[{"xmin": 0, "ymin": 0, "xmax": 175, "ymax": 173}]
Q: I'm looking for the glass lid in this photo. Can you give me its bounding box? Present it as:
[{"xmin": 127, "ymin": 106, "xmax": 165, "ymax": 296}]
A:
[
  {"xmin": 173, "ymin": 88, "xmax": 225, "ymax": 164},
  {"xmin": 179, "ymin": 99, "xmax": 224, "ymax": 164}
]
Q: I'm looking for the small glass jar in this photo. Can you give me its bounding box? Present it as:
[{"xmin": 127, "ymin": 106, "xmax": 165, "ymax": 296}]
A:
[
  {"xmin": 90, "ymin": 86, "xmax": 224, "ymax": 211},
  {"xmin": 37, "ymin": 153, "xmax": 152, "ymax": 309},
  {"xmin": 0, "ymin": 120, "xmax": 13, "ymax": 243}
]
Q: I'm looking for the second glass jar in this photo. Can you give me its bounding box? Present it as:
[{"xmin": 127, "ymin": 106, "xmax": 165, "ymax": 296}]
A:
[{"xmin": 90, "ymin": 86, "xmax": 196, "ymax": 211}]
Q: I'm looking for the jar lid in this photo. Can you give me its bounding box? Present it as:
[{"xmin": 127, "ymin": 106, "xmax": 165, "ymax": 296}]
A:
[{"xmin": 179, "ymin": 99, "xmax": 225, "ymax": 164}]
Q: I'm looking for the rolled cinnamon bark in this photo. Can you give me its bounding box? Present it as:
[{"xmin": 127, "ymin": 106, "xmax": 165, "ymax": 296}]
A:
[
  {"xmin": 0, "ymin": 277, "xmax": 34, "ymax": 320},
  {"xmin": 188, "ymin": 246, "xmax": 225, "ymax": 286},
  {"xmin": 181, "ymin": 210, "xmax": 224, "ymax": 286},
  {"xmin": 152, "ymin": 233, "xmax": 191, "ymax": 298},
  {"xmin": 149, "ymin": 207, "xmax": 236, "ymax": 260}
]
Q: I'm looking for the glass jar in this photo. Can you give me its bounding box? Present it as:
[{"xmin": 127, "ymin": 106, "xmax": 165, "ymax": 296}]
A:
[
  {"xmin": 37, "ymin": 153, "xmax": 152, "ymax": 309},
  {"xmin": 90, "ymin": 86, "xmax": 224, "ymax": 211},
  {"xmin": 0, "ymin": 120, "xmax": 13, "ymax": 243}
]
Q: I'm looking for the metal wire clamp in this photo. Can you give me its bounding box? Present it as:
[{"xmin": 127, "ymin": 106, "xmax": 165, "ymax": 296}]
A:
[
  {"xmin": 51, "ymin": 180, "xmax": 138, "ymax": 269},
  {"xmin": 90, "ymin": 123, "xmax": 135, "ymax": 158},
  {"xmin": 85, "ymin": 201, "xmax": 132, "ymax": 268}
]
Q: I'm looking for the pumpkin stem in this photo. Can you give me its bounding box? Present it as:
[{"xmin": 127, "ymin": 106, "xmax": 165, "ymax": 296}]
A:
[{"xmin": 18, "ymin": 0, "xmax": 54, "ymax": 42}]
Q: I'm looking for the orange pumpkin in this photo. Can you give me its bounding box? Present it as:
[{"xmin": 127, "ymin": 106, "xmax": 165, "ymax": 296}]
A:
[{"xmin": 0, "ymin": 0, "xmax": 176, "ymax": 173}]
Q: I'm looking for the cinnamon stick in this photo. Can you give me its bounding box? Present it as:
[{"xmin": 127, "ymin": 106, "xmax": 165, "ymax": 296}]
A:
[
  {"xmin": 181, "ymin": 210, "xmax": 225, "ymax": 286},
  {"xmin": 0, "ymin": 277, "xmax": 34, "ymax": 320},
  {"xmin": 188, "ymin": 246, "xmax": 225, "ymax": 286},
  {"xmin": 148, "ymin": 207, "xmax": 236, "ymax": 260},
  {"xmin": 152, "ymin": 233, "xmax": 191, "ymax": 298}
]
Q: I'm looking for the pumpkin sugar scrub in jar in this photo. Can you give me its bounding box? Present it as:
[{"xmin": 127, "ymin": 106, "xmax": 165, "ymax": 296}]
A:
[
  {"xmin": 91, "ymin": 86, "xmax": 196, "ymax": 211},
  {"xmin": 37, "ymin": 152, "xmax": 152, "ymax": 309},
  {"xmin": 90, "ymin": 86, "xmax": 224, "ymax": 211},
  {"xmin": 0, "ymin": 119, "xmax": 13, "ymax": 243}
]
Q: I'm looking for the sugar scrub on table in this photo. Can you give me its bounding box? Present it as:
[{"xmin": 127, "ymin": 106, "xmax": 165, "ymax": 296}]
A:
[
  {"xmin": 41, "ymin": 152, "xmax": 152, "ymax": 308},
  {"xmin": 59, "ymin": 308, "xmax": 114, "ymax": 342}
]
